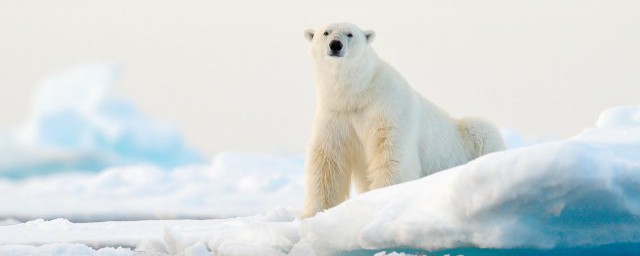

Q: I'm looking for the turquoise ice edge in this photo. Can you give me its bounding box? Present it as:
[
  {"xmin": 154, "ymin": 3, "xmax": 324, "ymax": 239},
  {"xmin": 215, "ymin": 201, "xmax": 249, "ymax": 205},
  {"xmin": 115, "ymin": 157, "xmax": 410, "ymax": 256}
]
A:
[{"xmin": 339, "ymin": 243, "xmax": 640, "ymax": 256}]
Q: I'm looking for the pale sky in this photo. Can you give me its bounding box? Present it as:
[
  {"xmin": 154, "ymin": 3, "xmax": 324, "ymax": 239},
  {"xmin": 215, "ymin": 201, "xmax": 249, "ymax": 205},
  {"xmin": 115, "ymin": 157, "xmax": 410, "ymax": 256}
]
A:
[{"xmin": 1, "ymin": 0, "xmax": 639, "ymax": 158}]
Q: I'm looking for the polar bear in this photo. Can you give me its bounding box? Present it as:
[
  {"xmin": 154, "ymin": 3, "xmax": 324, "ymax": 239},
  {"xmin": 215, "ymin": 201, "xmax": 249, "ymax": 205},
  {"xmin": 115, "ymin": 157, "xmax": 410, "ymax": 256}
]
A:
[{"xmin": 301, "ymin": 23, "xmax": 505, "ymax": 218}]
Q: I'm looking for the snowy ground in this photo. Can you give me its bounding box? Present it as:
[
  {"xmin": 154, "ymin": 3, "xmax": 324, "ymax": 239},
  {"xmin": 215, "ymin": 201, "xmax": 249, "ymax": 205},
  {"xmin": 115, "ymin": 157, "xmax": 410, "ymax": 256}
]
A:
[
  {"xmin": 0, "ymin": 152, "xmax": 305, "ymax": 222},
  {"xmin": 1, "ymin": 106, "xmax": 640, "ymax": 255}
]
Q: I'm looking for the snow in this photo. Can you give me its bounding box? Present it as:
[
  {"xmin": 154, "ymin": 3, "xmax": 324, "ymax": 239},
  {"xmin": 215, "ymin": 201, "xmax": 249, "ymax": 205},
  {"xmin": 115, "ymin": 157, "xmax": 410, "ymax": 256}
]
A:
[
  {"xmin": 0, "ymin": 209, "xmax": 299, "ymax": 256},
  {"xmin": 0, "ymin": 244, "xmax": 134, "ymax": 256},
  {"xmin": 0, "ymin": 65, "xmax": 203, "ymax": 179},
  {"xmin": 374, "ymin": 252, "xmax": 423, "ymax": 256},
  {"xmin": 0, "ymin": 152, "xmax": 305, "ymax": 221},
  {"xmin": 1, "ymin": 105, "xmax": 640, "ymax": 255},
  {"xmin": 596, "ymin": 105, "xmax": 640, "ymax": 128},
  {"xmin": 0, "ymin": 218, "xmax": 20, "ymax": 226},
  {"xmin": 500, "ymin": 128, "xmax": 557, "ymax": 149},
  {"xmin": 298, "ymin": 135, "xmax": 640, "ymax": 254}
]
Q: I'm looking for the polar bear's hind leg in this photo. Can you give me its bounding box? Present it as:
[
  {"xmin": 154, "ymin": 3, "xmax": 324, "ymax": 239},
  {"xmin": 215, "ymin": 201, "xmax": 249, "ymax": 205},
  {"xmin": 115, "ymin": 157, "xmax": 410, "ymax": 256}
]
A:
[{"xmin": 457, "ymin": 117, "xmax": 506, "ymax": 159}]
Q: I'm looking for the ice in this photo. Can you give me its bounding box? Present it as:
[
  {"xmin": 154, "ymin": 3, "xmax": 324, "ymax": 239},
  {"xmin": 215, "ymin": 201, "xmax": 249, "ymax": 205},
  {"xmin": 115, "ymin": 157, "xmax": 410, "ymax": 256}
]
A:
[
  {"xmin": 0, "ymin": 152, "xmax": 305, "ymax": 220},
  {"xmin": 374, "ymin": 252, "xmax": 423, "ymax": 256},
  {"xmin": 500, "ymin": 128, "xmax": 557, "ymax": 149},
  {"xmin": 24, "ymin": 218, "xmax": 74, "ymax": 231},
  {"xmin": 300, "ymin": 140, "xmax": 640, "ymax": 253},
  {"xmin": 184, "ymin": 242, "xmax": 211, "ymax": 256},
  {"xmin": 0, "ymin": 244, "xmax": 134, "ymax": 256},
  {"xmin": 0, "ymin": 209, "xmax": 300, "ymax": 255},
  {"xmin": 0, "ymin": 64, "xmax": 203, "ymax": 178},
  {"xmin": 0, "ymin": 218, "xmax": 20, "ymax": 226},
  {"xmin": 596, "ymin": 105, "xmax": 640, "ymax": 128}
]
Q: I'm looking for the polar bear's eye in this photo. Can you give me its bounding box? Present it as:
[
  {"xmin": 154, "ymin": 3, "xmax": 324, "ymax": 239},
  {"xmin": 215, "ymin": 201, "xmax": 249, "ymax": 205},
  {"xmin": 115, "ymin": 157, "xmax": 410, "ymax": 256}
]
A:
[
  {"xmin": 323, "ymin": 31, "xmax": 329, "ymax": 36},
  {"xmin": 347, "ymin": 33, "xmax": 353, "ymax": 38}
]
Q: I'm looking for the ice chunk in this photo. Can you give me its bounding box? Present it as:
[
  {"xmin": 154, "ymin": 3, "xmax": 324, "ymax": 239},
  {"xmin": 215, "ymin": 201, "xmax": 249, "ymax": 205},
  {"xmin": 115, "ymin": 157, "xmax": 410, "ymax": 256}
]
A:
[
  {"xmin": 596, "ymin": 105, "xmax": 640, "ymax": 128},
  {"xmin": 24, "ymin": 218, "xmax": 73, "ymax": 231},
  {"xmin": 0, "ymin": 64, "xmax": 203, "ymax": 178}
]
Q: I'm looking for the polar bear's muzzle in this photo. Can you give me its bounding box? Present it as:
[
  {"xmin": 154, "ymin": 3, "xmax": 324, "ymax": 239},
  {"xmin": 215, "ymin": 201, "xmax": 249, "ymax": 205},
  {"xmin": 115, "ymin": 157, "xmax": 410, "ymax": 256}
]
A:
[{"xmin": 328, "ymin": 40, "xmax": 344, "ymax": 57}]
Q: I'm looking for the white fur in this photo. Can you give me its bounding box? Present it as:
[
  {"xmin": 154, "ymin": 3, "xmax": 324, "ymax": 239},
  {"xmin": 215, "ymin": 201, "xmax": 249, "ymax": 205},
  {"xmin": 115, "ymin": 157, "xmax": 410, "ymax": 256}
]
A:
[{"xmin": 301, "ymin": 23, "xmax": 505, "ymax": 218}]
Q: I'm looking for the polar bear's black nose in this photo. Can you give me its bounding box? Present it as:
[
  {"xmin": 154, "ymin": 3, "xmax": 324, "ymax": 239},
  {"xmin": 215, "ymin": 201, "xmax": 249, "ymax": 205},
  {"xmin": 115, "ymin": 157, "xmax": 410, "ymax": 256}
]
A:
[{"xmin": 329, "ymin": 40, "xmax": 343, "ymax": 52}]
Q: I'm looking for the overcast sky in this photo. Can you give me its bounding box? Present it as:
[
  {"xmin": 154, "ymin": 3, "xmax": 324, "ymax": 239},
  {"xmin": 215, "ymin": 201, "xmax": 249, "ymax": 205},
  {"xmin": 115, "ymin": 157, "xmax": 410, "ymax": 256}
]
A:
[{"xmin": 1, "ymin": 0, "xmax": 638, "ymax": 157}]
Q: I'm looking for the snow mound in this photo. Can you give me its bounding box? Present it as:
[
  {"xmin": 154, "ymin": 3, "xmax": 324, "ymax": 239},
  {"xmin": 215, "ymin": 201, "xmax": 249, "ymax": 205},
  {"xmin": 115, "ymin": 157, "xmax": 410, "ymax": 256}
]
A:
[
  {"xmin": 0, "ymin": 152, "xmax": 304, "ymax": 220},
  {"xmin": 0, "ymin": 64, "xmax": 202, "ymax": 178},
  {"xmin": 24, "ymin": 218, "xmax": 73, "ymax": 231},
  {"xmin": 596, "ymin": 105, "xmax": 640, "ymax": 128},
  {"xmin": 297, "ymin": 111, "xmax": 640, "ymax": 254}
]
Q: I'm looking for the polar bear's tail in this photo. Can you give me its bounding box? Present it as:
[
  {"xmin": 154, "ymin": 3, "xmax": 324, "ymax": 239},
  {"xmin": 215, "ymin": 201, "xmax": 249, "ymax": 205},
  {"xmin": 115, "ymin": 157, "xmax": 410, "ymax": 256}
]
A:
[{"xmin": 457, "ymin": 117, "xmax": 506, "ymax": 159}]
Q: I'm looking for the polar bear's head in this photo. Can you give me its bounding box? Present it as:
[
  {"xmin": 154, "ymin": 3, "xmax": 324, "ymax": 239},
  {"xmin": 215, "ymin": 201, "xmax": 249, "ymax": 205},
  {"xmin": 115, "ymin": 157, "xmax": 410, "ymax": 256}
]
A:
[{"xmin": 304, "ymin": 23, "xmax": 375, "ymax": 63}]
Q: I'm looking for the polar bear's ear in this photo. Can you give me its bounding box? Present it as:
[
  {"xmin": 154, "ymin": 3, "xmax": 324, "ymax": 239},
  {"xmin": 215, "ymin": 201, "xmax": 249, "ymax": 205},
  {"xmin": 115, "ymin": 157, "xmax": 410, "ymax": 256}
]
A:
[
  {"xmin": 364, "ymin": 30, "xmax": 376, "ymax": 44},
  {"xmin": 304, "ymin": 29, "xmax": 315, "ymax": 42}
]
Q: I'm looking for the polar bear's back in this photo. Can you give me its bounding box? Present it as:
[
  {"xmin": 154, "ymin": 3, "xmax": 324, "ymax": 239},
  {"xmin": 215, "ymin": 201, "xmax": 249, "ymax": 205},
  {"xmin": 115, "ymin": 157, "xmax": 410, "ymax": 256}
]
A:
[
  {"xmin": 372, "ymin": 62, "xmax": 474, "ymax": 178},
  {"xmin": 412, "ymin": 97, "xmax": 473, "ymax": 177}
]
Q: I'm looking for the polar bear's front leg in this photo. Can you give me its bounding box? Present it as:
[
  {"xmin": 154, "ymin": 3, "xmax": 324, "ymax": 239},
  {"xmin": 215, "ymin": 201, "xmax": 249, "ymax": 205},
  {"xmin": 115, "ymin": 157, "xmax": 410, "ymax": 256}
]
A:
[
  {"xmin": 301, "ymin": 132, "xmax": 351, "ymax": 218},
  {"xmin": 366, "ymin": 124, "xmax": 401, "ymax": 190}
]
